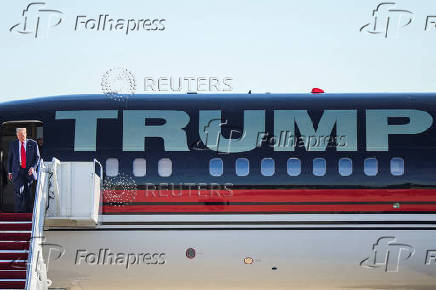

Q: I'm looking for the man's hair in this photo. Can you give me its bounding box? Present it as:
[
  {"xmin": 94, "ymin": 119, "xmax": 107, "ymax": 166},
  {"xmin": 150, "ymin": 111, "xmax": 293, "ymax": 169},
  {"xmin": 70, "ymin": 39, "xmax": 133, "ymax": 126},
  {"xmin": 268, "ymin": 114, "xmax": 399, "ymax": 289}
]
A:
[{"xmin": 16, "ymin": 128, "xmax": 26, "ymax": 133}]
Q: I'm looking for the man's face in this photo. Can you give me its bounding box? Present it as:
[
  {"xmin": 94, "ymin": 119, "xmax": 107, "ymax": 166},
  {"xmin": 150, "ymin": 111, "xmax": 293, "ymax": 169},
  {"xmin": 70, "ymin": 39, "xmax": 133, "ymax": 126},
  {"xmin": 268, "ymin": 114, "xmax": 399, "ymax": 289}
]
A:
[{"xmin": 16, "ymin": 129, "xmax": 26, "ymax": 142}]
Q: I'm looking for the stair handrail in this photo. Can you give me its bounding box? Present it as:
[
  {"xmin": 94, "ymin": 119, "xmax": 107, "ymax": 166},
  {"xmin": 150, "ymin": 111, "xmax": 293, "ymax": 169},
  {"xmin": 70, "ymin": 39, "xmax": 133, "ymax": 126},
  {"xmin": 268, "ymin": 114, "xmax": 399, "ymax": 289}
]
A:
[
  {"xmin": 25, "ymin": 158, "xmax": 51, "ymax": 290},
  {"xmin": 50, "ymin": 158, "xmax": 61, "ymax": 215},
  {"xmin": 93, "ymin": 158, "xmax": 104, "ymax": 217}
]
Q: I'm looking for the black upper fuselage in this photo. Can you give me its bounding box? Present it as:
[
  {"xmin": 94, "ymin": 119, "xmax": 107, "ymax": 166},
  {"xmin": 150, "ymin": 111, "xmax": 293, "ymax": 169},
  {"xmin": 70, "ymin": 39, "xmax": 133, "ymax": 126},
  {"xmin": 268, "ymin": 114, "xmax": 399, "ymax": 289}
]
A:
[{"xmin": 1, "ymin": 93, "xmax": 435, "ymax": 189}]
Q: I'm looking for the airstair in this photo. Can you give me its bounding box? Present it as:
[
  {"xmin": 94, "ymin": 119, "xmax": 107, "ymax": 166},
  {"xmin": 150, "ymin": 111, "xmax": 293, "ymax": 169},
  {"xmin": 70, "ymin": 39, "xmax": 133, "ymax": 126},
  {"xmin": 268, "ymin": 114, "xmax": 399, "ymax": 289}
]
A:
[
  {"xmin": 0, "ymin": 158, "xmax": 103, "ymax": 289},
  {"xmin": 0, "ymin": 213, "xmax": 31, "ymax": 289}
]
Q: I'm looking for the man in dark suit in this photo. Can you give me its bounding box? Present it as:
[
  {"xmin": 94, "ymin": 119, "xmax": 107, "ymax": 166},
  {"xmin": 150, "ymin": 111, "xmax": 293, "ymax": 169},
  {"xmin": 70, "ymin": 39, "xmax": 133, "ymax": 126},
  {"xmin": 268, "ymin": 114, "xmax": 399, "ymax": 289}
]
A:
[{"xmin": 7, "ymin": 128, "xmax": 40, "ymax": 213}]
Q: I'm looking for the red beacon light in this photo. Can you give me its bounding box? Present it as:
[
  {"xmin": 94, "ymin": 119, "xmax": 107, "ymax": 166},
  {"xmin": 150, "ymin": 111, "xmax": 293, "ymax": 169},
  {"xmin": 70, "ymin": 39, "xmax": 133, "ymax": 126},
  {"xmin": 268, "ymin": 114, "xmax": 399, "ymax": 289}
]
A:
[{"xmin": 311, "ymin": 88, "xmax": 325, "ymax": 94}]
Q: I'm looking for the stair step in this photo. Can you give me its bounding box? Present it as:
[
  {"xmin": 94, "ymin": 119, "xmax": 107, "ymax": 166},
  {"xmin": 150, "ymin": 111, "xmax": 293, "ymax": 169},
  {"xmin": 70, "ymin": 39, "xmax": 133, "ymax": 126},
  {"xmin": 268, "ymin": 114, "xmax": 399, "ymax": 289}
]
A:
[
  {"xmin": 0, "ymin": 223, "xmax": 32, "ymax": 231},
  {"xmin": 0, "ymin": 233, "xmax": 30, "ymax": 242},
  {"xmin": 0, "ymin": 270, "xmax": 26, "ymax": 279},
  {"xmin": 0, "ymin": 214, "xmax": 32, "ymax": 222},
  {"xmin": 0, "ymin": 216, "xmax": 35, "ymax": 289},
  {"xmin": 0, "ymin": 262, "xmax": 26, "ymax": 270},
  {"xmin": 0, "ymin": 253, "xmax": 28, "ymax": 261},
  {"xmin": 0, "ymin": 280, "xmax": 25, "ymax": 289},
  {"xmin": 0, "ymin": 242, "xmax": 29, "ymax": 251}
]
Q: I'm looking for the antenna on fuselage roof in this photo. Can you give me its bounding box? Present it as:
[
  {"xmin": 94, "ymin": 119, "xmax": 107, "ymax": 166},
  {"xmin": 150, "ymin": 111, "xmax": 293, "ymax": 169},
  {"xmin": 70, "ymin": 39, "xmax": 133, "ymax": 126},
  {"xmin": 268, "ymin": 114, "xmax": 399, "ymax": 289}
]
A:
[{"xmin": 311, "ymin": 88, "xmax": 325, "ymax": 94}]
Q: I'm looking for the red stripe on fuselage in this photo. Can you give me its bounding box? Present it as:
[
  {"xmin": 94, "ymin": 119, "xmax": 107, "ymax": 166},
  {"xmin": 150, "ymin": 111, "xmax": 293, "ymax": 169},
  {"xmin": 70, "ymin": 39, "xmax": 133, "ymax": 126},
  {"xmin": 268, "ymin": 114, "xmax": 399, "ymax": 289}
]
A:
[
  {"xmin": 103, "ymin": 203, "xmax": 436, "ymax": 213},
  {"xmin": 102, "ymin": 188, "xmax": 436, "ymax": 214}
]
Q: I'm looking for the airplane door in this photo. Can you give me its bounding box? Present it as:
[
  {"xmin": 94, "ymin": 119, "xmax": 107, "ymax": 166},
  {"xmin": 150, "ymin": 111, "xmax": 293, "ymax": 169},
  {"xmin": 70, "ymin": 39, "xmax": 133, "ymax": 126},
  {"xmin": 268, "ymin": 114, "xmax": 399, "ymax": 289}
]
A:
[{"xmin": 0, "ymin": 121, "xmax": 43, "ymax": 212}]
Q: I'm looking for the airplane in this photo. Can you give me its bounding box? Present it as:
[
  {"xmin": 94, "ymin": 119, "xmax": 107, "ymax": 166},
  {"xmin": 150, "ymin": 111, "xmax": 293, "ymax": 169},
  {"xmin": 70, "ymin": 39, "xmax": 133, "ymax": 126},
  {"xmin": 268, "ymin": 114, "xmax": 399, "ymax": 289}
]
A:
[{"xmin": 0, "ymin": 92, "xmax": 435, "ymax": 289}]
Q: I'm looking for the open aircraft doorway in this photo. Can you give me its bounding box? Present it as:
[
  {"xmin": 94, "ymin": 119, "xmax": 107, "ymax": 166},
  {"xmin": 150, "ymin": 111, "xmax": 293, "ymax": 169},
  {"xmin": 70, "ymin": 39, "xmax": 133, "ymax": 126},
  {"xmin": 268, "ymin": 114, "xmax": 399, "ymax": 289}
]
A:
[{"xmin": 0, "ymin": 120, "xmax": 43, "ymax": 212}]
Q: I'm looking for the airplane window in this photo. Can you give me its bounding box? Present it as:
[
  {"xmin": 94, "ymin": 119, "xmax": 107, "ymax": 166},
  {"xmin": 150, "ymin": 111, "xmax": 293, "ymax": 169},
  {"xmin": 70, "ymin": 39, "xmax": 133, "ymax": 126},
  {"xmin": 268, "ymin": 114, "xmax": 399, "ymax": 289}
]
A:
[
  {"xmin": 287, "ymin": 158, "xmax": 301, "ymax": 176},
  {"xmin": 390, "ymin": 157, "xmax": 404, "ymax": 176},
  {"xmin": 338, "ymin": 158, "xmax": 352, "ymax": 176},
  {"xmin": 158, "ymin": 158, "xmax": 172, "ymax": 177},
  {"xmin": 364, "ymin": 158, "xmax": 378, "ymax": 176},
  {"xmin": 235, "ymin": 158, "xmax": 249, "ymax": 176},
  {"xmin": 313, "ymin": 158, "xmax": 326, "ymax": 176},
  {"xmin": 133, "ymin": 158, "xmax": 146, "ymax": 177},
  {"xmin": 106, "ymin": 158, "xmax": 119, "ymax": 177},
  {"xmin": 261, "ymin": 158, "xmax": 275, "ymax": 176},
  {"xmin": 209, "ymin": 158, "xmax": 223, "ymax": 176}
]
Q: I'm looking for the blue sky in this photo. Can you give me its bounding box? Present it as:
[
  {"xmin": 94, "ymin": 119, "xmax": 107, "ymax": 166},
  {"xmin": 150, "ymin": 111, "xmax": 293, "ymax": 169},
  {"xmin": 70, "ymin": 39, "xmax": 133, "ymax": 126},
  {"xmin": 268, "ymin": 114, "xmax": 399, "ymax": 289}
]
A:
[{"xmin": 1, "ymin": 0, "xmax": 436, "ymax": 101}]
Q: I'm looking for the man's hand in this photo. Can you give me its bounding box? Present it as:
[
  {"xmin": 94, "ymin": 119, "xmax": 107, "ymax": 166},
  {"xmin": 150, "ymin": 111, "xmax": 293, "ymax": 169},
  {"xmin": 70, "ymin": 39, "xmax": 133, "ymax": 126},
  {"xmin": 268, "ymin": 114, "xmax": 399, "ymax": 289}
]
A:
[
  {"xmin": 8, "ymin": 173, "xmax": 12, "ymax": 181},
  {"xmin": 28, "ymin": 168, "xmax": 34, "ymax": 176}
]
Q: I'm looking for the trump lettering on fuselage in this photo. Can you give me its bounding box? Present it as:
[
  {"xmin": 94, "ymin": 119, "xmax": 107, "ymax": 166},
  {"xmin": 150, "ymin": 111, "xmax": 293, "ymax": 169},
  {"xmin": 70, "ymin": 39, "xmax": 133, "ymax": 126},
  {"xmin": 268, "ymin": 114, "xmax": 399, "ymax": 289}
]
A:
[{"xmin": 55, "ymin": 109, "xmax": 433, "ymax": 152}]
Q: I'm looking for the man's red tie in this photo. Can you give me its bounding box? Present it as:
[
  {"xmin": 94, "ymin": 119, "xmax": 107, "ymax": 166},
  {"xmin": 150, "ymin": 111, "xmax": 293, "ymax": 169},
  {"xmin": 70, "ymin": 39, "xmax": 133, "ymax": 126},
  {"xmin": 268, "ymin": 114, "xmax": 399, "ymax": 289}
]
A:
[{"xmin": 20, "ymin": 142, "xmax": 26, "ymax": 168}]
